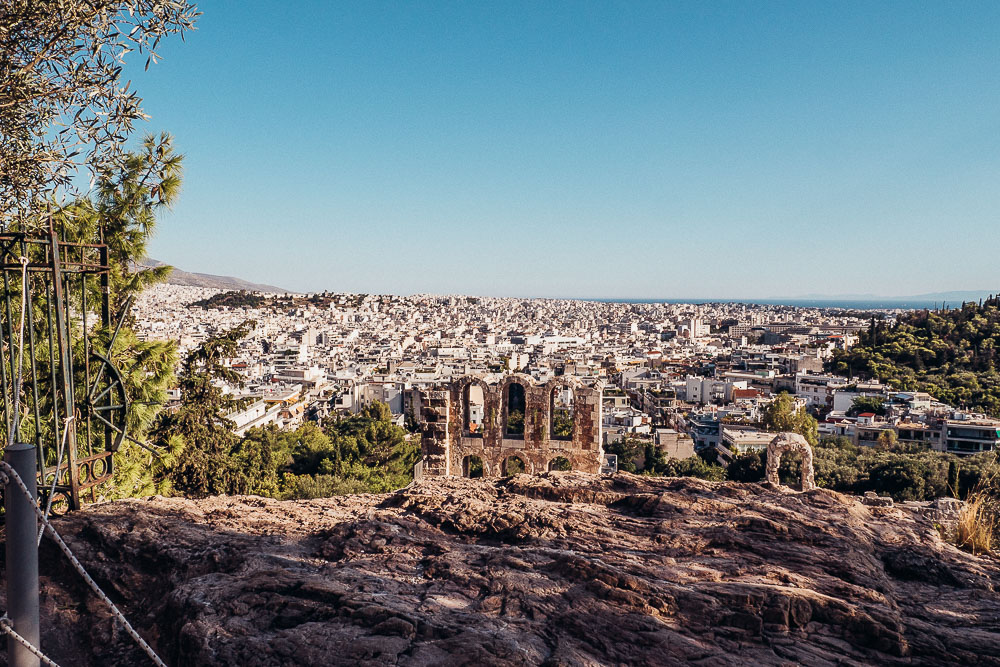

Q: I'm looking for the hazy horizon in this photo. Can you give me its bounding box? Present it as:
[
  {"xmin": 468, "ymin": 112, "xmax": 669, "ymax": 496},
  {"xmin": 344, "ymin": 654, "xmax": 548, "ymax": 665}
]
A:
[{"xmin": 154, "ymin": 257, "xmax": 994, "ymax": 308}]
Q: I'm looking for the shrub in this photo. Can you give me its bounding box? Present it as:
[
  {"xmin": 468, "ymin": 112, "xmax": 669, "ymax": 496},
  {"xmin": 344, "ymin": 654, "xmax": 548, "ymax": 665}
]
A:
[{"xmin": 954, "ymin": 492, "xmax": 999, "ymax": 555}]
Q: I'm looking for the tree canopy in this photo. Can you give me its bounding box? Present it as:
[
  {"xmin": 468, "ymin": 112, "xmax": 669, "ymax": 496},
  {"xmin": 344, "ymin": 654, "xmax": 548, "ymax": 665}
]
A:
[
  {"xmin": 761, "ymin": 392, "xmax": 819, "ymax": 445},
  {"xmin": 829, "ymin": 299, "xmax": 1000, "ymax": 416},
  {"xmin": 0, "ymin": 0, "xmax": 197, "ymax": 227}
]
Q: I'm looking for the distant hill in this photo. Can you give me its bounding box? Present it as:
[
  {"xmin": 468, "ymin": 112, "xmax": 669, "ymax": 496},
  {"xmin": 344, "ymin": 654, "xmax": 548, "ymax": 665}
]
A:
[
  {"xmin": 139, "ymin": 259, "xmax": 289, "ymax": 293},
  {"xmin": 791, "ymin": 290, "xmax": 995, "ymax": 303}
]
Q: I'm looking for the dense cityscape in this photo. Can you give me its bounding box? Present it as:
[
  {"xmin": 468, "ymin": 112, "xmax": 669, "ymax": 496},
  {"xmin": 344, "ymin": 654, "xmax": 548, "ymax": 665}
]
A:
[
  {"xmin": 5, "ymin": 2, "xmax": 1000, "ymax": 665},
  {"xmin": 136, "ymin": 283, "xmax": 1000, "ymax": 470}
]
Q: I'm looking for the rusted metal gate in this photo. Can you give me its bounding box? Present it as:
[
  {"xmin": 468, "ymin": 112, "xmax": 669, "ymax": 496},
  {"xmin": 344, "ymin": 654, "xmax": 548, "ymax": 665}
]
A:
[{"xmin": 0, "ymin": 229, "xmax": 129, "ymax": 512}]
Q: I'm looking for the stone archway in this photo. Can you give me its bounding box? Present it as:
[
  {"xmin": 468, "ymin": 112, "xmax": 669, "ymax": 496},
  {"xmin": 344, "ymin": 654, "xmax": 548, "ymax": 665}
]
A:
[
  {"xmin": 548, "ymin": 456, "xmax": 571, "ymax": 471},
  {"xmin": 504, "ymin": 382, "xmax": 527, "ymax": 437},
  {"xmin": 461, "ymin": 382, "xmax": 487, "ymax": 437},
  {"xmin": 502, "ymin": 455, "xmax": 527, "ymax": 476},
  {"xmin": 766, "ymin": 432, "xmax": 816, "ymax": 491},
  {"xmin": 462, "ymin": 454, "xmax": 484, "ymax": 478},
  {"xmin": 550, "ymin": 385, "xmax": 574, "ymax": 440}
]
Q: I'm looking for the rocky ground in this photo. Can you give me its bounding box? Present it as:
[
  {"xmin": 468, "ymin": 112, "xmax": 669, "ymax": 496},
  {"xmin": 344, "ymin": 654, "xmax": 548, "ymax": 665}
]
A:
[{"xmin": 3, "ymin": 472, "xmax": 1000, "ymax": 666}]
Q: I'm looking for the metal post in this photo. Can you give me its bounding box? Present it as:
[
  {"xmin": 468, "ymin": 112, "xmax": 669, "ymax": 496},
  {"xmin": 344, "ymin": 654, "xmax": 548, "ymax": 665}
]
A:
[{"xmin": 5, "ymin": 442, "xmax": 41, "ymax": 667}]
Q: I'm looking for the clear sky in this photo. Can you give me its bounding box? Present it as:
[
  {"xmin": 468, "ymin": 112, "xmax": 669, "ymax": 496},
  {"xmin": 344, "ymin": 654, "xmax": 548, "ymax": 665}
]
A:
[{"xmin": 131, "ymin": 1, "xmax": 1000, "ymax": 298}]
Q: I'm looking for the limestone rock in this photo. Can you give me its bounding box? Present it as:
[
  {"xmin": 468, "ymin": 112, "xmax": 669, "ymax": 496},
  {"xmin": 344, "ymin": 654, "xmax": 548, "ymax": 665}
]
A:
[{"xmin": 2, "ymin": 473, "xmax": 998, "ymax": 666}]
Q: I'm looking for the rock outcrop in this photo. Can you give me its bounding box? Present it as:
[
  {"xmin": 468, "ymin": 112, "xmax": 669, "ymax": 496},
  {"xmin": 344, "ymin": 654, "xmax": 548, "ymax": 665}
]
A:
[{"xmin": 3, "ymin": 473, "xmax": 999, "ymax": 666}]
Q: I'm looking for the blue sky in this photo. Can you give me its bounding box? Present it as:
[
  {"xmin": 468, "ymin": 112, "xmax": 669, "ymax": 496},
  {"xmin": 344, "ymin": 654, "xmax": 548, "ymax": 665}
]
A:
[{"xmin": 132, "ymin": 2, "xmax": 1000, "ymax": 298}]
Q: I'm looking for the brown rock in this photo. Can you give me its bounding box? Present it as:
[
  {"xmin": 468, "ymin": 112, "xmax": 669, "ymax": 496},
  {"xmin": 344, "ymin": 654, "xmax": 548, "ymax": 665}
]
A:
[{"xmin": 2, "ymin": 473, "xmax": 998, "ymax": 666}]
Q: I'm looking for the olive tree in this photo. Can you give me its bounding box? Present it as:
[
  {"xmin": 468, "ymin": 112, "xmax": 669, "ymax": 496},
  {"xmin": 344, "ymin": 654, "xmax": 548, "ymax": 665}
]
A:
[{"xmin": 0, "ymin": 0, "xmax": 198, "ymax": 228}]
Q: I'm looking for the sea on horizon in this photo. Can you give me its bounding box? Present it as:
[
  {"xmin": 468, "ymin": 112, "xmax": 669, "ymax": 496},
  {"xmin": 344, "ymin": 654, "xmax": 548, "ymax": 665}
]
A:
[{"xmin": 582, "ymin": 297, "xmax": 950, "ymax": 310}]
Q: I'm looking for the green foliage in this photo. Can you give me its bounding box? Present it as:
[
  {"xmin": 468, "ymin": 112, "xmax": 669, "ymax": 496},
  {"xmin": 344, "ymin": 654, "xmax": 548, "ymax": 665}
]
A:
[
  {"xmin": 191, "ymin": 290, "xmax": 268, "ymax": 310},
  {"xmin": 155, "ymin": 393, "xmax": 419, "ymax": 500},
  {"xmin": 1, "ymin": 0, "xmax": 197, "ymax": 224},
  {"xmin": 153, "ymin": 321, "xmax": 257, "ymax": 497},
  {"xmin": 606, "ymin": 437, "xmax": 725, "ymax": 480},
  {"xmin": 642, "ymin": 442, "xmax": 669, "ymax": 474},
  {"xmin": 552, "ymin": 408, "xmax": 573, "ymax": 438},
  {"xmin": 548, "ymin": 456, "xmax": 572, "ymax": 471},
  {"xmin": 657, "ymin": 455, "xmax": 726, "ymax": 481},
  {"xmin": 5, "ymin": 136, "xmax": 184, "ymax": 501},
  {"xmin": 404, "ymin": 406, "xmax": 421, "ymax": 433},
  {"xmin": 110, "ymin": 434, "xmax": 184, "ymax": 499},
  {"xmin": 279, "ymin": 473, "xmax": 377, "ymax": 499},
  {"xmin": 726, "ymin": 450, "xmax": 767, "ymax": 482},
  {"xmin": 506, "ymin": 409, "xmax": 525, "ymax": 435},
  {"xmin": 875, "ymin": 429, "xmax": 898, "ymax": 451},
  {"xmin": 466, "ymin": 455, "xmax": 484, "ymax": 477},
  {"xmin": 850, "ymin": 396, "xmax": 886, "ymax": 416},
  {"xmin": 828, "ymin": 300, "xmax": 1000, "ymax": 416},
  {"xmin": 761, "ymin": 393, "xmax": 819, "ymax": 445},
  {"xmin": 605, "ymin": 437, "xmax": 643, "ymax": 472},
  {"xmin": 948, "ymin": 460, "xmax": 961, "ymax": 497},
  {"xmin": 291, "ymin": 401, "xmax": 421, "ymax": 496},
  {"xmin": 503, "ymin": 456, "xmax": 526, "ymax": 476},
  {"xmin": 724, "ymin": 436, "xmax": 1000, "ymax": 501}
]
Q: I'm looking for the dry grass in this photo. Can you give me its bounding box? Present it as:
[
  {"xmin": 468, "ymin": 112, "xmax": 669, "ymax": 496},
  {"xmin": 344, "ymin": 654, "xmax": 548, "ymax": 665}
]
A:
[{"xmin": 954, "ymin": 493, "xmax": 998, "ymax": 555}]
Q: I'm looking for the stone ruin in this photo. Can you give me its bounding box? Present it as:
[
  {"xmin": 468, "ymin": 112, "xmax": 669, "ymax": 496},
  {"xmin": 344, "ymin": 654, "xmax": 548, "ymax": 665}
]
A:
[
  {"xmin": 765, "ymin": 432, "xmax": 816, "ymax": 491},
  {"xmin": 418, "ymin": 374, "xmax": 604, "ymax": 477}
]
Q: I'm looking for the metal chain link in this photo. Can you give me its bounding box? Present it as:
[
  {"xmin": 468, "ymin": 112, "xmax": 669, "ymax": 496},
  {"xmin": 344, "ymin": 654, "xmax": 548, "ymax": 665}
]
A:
[
  {"xmin": 0, "ymin": 614, "xmax": 61, "ymax": 667},
  {"xmin": 1, "ymin": 462, "xmax": 168, "ymax": 667}
]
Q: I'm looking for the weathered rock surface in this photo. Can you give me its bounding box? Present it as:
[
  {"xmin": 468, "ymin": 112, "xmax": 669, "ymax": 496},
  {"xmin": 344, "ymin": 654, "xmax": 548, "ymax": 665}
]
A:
[{"xmin": 4, "ymin": 473, "xmax": 1000, "ymax": 666}]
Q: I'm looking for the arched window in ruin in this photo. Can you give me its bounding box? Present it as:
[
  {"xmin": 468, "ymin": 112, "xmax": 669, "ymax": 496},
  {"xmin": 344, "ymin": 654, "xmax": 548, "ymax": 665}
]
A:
[
  {"xmin": 503, "ymin": 455, "xmax": 526, "ymax": 476},
  {"xmin": 548, "ymin": 456, "xmax": 571, "ymax": 471},
  {"xmin": 550, "ymin": 385, "xmax": 574, "ymax": 440},
  {"xmin": 504, "ymin": 382, "xmax": 526, "ymax": 437},
  {"xmin": 463, "ymin": 383, "xmax": 485, "ymax": 437},
  {"xmin": 462, "ymin": 454, "xmax": 484, "ymax": 478}
]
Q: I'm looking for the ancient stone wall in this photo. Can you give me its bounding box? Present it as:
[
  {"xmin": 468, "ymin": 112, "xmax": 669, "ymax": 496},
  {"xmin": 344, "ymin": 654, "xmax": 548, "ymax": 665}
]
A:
[{"xmin": 419, "ymin": 374, "xmax": 604, "ymax": 477}]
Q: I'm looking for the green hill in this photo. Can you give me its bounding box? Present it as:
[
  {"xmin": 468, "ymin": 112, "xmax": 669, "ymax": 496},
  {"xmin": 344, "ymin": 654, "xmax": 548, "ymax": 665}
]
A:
[{"xmin": 828, "ymin": 296, "xmax": 1000, "ymax": 416}]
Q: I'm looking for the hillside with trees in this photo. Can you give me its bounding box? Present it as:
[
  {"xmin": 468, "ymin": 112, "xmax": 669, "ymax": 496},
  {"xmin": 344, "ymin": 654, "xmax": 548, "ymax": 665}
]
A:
[
  {"xmin": 190, "ymin": 290, "xmax": 269, "ymax": 310},
  {"xmin": 828, "ymin": 298, "xmax": 1000, "ymax": 416}
]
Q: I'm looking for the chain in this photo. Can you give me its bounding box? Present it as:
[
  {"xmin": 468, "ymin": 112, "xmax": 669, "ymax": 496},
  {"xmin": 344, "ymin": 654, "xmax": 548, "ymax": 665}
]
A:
[
  {"xmin": 0, "ymin": 614, "xmax": 61, "ymax": 667},
  {"xmin": 1, "ymin": 462, "xmax": 168, "ymax": 667}
]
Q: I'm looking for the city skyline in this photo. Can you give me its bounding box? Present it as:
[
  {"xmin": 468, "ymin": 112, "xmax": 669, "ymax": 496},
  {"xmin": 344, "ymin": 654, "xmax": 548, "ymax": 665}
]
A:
[{"xmin": 129, "ymin": 2, "xmax": 1000, "ymax": 297}]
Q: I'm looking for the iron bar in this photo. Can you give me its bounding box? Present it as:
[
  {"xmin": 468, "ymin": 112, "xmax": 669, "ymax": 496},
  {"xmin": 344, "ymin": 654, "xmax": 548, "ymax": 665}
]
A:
[
  {"xmin": 82, "ymin": 273, "xmax": 92, "ymax": 459},
  {"xmin": 44, "ymin": 275, "xmax": 60, "ymax": 481},
  {"xmin": 0, "ymin": 268, "xmax": 11, "ymax": 438},
  {"xmin": 23, "ymin": 245, "xmax": 45, "ymax": 476},
  {"xmin": 100, "ymin": 241, "xmax": 112, "ymax": 459},
  {"xmin": 3, "ymin": 266, "xmax": 19, "ymax": 439},
  {"xmin": 48, "ymin": 227, "xmax": 80, "ymax": 510}
]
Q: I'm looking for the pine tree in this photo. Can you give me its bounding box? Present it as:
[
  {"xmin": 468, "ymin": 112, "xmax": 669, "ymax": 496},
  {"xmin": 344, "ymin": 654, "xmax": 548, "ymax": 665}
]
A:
[
  {"xmin": 8, "ymin": 136, "xmax": 184, "ymax": 500},
  {"xmin": 152, "ymin": 321, "xmax": 258, "ymax": 497}
]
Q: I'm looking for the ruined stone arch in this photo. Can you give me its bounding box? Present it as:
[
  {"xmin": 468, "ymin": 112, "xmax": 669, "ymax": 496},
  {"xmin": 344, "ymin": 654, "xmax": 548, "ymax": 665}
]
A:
[
  {"xmin": 457, "ymin": 376, "xmax": 491, "ymax": 438},
  {"xmin": 501, "ymin": 375, "xmax": 534, "ymax": 439},
  {"xmin": 548, "ymin": 456, "xmax": 572, "ymax": 471},
  {"xmin": 765, "ymin": 432, "xmax": 816, "ymax": 491},
  {"xmin": 501, "ymin": 454, "xmax": 528, "ymax": 476},
  {"xmin": 418, "ymin": 374, "xmax": 605, "ymax": 477},
  {"xmin": 462, "ymin": 453, "xmax": 485, "ymax": 478},
  {"xmin": 549, "ymin": 383, "xmax": 575, "ymax": 440}
]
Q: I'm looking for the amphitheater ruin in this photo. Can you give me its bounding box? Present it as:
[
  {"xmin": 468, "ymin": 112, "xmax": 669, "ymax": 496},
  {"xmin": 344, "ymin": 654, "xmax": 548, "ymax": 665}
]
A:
[{"xmin": 418, "ymin": 374, "xmax": 605, "ymax": 477}]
